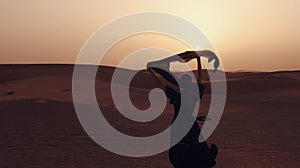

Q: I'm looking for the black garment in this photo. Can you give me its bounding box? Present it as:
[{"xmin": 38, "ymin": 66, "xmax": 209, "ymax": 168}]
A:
[
  {"xmin": 165, "ymin": 86, "xmax": 200, "ymax": 144},
  {"xmin": 169, "ymin": 143, "xmax": 217, "ymax": 168},
  {"xmin": 166, "ymin": 86, "xmax": 218, "ymax": 168}
]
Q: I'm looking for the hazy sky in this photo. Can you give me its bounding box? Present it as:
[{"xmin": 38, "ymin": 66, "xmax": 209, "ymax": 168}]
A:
[{"xmin": 1, "ymin": 0, "xmax": 299, "ymax": 71}]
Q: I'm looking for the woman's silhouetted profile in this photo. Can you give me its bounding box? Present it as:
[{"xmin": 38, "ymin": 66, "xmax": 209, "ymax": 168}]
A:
[{"xmin": 147, "ymin": 51, "xmax": 218, "ymax": 168}]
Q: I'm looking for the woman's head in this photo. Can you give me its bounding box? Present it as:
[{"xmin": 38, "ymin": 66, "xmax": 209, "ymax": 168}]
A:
[
  {"xmin": 181, "ymin": 74, "xmax": 192, "ymax": 83},
  {"xmin": 181, "ymin": 74, "xmax": 205, "ymax": 99}
]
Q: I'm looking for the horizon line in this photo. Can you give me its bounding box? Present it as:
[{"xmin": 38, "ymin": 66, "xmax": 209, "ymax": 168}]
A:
[{"xmin": 0, "ymin": 63, "xmax": 299, "ymax": 73}]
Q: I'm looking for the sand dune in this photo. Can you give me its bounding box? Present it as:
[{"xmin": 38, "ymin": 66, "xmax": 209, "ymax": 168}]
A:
[{"xmin": 0, "ymin": 65, "xmax": 299, "ymax": 167}]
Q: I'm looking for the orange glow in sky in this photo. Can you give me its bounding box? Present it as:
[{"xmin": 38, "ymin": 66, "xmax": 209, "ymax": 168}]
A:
[{"xmin": 0, "ymin": 0, "xmax": 299, "ymax": 71}]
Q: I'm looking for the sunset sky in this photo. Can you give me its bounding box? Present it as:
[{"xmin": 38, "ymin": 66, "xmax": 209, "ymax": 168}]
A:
[{"xmin": 1, "ymin": 0, "xmax": 299, "ymax": 71}]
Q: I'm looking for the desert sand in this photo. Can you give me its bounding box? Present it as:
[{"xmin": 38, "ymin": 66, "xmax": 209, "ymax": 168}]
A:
[{"xmin": 0, "ymin": 64, "xmax": 299, "ymax": 167}]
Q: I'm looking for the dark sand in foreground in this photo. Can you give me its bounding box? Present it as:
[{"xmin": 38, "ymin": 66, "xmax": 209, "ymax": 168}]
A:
[{"xmin": 0, "ymin": 65, "xmax": 299, "ymax": 167}]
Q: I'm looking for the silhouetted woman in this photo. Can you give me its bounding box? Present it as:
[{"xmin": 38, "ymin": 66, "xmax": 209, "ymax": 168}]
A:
[{"xmin": 147, "ymin": 51, "xmax": 218, "ymax": 168}]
